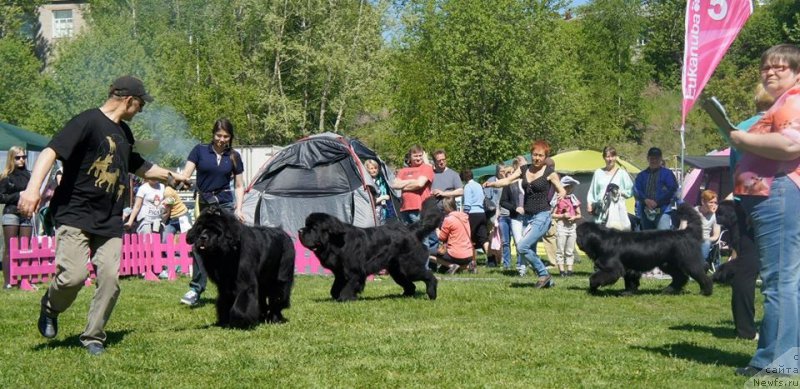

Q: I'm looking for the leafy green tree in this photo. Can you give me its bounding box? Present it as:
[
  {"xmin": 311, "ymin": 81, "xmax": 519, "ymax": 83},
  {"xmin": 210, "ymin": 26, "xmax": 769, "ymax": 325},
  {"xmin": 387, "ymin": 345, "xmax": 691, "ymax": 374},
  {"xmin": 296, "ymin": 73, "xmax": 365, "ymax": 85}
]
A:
[
  {"xmin": 0, "ymin": 0, "xmax": 43, "ymax": 39},
  {"xmin": 389, "ymin": 0, "xmax": 581, "ymax": 169},
  {"xmin": 22, "ymin": 0, "xmax": 389, "ymax": 165},
  {"xmin": 573, "ymin": 0, "xmax": 650, "ymax": 146},
  {"xmin": 641, "ymin": 0, "xmax": 685, "ymax": 89},
  {"xmin": 0, "ymin": 37, "xmax": 42, "ymax": 127}
]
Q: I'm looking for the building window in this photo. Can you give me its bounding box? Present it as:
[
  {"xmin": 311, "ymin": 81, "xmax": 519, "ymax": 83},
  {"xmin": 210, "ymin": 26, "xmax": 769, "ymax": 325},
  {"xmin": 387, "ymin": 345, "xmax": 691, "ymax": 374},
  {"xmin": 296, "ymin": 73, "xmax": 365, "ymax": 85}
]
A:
[{"xmin": 52, "ymin": 9, "xmax": 74, "ymax": 39}]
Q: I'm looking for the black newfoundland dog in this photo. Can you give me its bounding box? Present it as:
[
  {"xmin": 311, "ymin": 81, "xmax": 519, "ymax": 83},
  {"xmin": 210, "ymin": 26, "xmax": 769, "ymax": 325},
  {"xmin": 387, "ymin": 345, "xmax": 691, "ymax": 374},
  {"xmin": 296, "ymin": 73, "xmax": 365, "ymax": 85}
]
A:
[
  {"xmin": 187, "ymin": 206, "xmax": 295, "ymax": 328},
  {"xmin": 298, "ymin": 197, "xmax": 443, "ymax": 302},
  {"xmin": 711, "ymin": 199, "xmax": 748, "ymax": 284},
  {"xmin": 576, "ymin": 203, "xmax": 713, "ymax": 296}
]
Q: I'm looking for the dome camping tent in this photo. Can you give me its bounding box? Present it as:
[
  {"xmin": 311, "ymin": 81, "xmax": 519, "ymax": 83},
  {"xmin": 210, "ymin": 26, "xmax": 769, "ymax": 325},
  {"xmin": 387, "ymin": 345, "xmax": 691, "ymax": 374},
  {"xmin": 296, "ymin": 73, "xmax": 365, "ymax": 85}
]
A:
[{"xmin": 242, "ymin": 132, "xmax": 398, "ymax": 241}]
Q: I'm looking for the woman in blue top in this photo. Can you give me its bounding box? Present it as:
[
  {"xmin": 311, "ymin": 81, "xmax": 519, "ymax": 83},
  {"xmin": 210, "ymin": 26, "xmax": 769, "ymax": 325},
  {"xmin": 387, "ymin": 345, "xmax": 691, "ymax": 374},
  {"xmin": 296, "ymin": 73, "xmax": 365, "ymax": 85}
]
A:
[{"xmin": 180, "ymin": 118, "xmax": 245, "ymax": 306}]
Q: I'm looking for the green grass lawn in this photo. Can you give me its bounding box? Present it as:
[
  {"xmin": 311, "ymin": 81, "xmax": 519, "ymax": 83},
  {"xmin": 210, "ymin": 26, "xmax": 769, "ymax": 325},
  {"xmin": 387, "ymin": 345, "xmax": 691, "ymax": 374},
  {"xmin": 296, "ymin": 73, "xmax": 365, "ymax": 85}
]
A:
[{"xmin": 0, "ymin": 259, "xmax": 761, "ymax": 388}]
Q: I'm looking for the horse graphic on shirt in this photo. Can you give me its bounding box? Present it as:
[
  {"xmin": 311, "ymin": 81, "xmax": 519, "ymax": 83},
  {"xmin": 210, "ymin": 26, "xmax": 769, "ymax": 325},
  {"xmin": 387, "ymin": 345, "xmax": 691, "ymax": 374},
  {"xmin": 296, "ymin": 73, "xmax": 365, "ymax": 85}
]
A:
[{"xmin": 88, "ymin": 136, "xmax": 122, "ymax": 199}]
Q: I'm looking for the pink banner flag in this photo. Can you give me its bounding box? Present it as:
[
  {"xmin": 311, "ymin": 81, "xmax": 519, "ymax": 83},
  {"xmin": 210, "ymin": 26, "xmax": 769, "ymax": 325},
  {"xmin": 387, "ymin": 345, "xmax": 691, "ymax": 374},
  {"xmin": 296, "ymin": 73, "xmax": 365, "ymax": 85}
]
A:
[{"xmin": 681, "ymin": 0, "xmax": 753, "ymax": 129}]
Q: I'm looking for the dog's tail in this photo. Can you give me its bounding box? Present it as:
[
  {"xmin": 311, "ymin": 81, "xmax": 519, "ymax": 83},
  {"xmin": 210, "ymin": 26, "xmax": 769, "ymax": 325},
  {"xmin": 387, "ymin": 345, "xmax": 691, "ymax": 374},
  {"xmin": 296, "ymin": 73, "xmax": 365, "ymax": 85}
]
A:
[
  {"xmin": 674, "ymin": 203, "xmax": 703, "ymax": 240},
  {"xmin": 410, "ymin": 197, "xmax": 444, "ymax": 241}
]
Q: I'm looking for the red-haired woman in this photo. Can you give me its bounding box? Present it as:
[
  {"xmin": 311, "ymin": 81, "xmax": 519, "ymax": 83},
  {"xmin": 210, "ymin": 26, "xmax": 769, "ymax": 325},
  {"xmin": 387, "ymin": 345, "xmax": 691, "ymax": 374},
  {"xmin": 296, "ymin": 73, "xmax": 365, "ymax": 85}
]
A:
[{"xmin": 485, "ymin": 140, "xmax": 565, "ymax": 288}]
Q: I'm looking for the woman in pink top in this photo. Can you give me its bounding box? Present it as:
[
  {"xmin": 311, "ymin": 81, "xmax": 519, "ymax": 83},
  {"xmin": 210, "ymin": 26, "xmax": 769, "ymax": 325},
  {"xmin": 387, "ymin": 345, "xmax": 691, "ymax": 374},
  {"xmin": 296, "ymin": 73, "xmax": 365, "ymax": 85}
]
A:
[
  {"xmin": 730, "ymin": 44, "xmax": 800, "ymax": 378},
  {"xmin": 429, "ymin": 197, "xmax": 473, "ymax": 274}
]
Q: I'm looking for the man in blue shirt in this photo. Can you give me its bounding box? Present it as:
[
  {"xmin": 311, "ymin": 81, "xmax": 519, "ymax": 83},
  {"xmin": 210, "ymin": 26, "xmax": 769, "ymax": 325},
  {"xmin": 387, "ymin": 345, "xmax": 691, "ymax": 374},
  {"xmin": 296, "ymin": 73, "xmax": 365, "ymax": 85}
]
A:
[{"xmin": 633, "ymin": 147, "xmax": 678, "ymax": 231}]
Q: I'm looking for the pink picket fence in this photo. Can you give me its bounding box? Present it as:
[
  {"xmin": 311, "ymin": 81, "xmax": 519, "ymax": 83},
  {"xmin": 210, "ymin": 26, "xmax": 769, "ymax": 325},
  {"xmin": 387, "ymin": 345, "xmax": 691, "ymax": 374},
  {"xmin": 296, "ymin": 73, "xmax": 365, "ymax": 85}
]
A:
[
  {"xmin": 7, "ymin": 233, "xmax": 331, "ymax": 290},
  {"xmin": 292, "ymin": 237, "xmax": 332, "ymax": 276},
  {"xmin": 8, "ymin": 233, "xmax": 194, "ymax": 291}
]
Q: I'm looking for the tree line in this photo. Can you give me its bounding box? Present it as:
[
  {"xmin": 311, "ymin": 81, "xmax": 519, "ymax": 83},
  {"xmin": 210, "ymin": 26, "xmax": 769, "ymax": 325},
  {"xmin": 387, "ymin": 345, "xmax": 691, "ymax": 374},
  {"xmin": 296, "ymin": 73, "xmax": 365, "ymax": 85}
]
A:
[{"xmin": 0, "ymin": 0, "xmax": 798, "ymax": 169}]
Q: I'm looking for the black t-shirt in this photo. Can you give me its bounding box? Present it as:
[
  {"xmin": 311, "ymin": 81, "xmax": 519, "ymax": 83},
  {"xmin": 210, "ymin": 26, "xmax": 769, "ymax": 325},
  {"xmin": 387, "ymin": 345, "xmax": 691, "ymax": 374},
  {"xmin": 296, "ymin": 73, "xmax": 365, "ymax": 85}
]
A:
[
  {"xmin": 521, "ymin": 164, "xmax": 554, "ymax": 215},
  {"xmin": 49, "ymin": 109, "xmax": 149, "ymax": 238}
]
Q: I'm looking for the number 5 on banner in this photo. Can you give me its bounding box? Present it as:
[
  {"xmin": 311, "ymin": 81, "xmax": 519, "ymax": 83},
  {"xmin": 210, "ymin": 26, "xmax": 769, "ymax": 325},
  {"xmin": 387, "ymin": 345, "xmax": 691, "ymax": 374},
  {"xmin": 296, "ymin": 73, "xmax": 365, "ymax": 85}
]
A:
[{"xmin": 709, "ymin": 0, "xmax": 728, "ymax": 21}]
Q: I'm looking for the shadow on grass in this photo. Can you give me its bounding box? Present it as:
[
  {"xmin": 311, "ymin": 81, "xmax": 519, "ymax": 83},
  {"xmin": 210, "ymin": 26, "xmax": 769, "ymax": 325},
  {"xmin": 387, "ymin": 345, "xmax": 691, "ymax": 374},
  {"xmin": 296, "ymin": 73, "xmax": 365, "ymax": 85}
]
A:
[
  {"xmin": 33, "ymin": 329, "xmax": 132, "ymax": 351},
  {"xmin": 189, "ymin": 297, "xmax": 215, "ymax": 307},
  {"xmin": 358, "ymin": 293, "xmax": 431, "ymax": 302},
  {"xmin": 310, "ymin": 293, "xmax": 428, "ymax": 303},
  {"xmin": 508, "ymin": 281, "xmax": 538, "ymax": 288},
  {"xmin": 669, "ymin": 322, "xmax": 743, "ymax": 340},
  {"xmin": 562, "ymin": 285, "xmax": 668, "ymax": 296},
  {"xmin": 632, "ymin": 342, "xmax": 751, "ymax": 367}
]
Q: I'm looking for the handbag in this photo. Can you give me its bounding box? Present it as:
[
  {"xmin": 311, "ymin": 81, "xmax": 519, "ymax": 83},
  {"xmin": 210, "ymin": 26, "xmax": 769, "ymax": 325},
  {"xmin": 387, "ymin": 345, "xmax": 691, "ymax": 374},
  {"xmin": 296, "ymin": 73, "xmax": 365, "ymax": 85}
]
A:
[
  {"xmin": 489, "ymin": 226, "xmax": 502, "ymax": 251},
  {"xmin": 591, "ymin": 168, "xmax": 620, "ymax": 216},
  {"xmin": 483, "ymin": 197, "xmax": 497, "ymax": 214}
]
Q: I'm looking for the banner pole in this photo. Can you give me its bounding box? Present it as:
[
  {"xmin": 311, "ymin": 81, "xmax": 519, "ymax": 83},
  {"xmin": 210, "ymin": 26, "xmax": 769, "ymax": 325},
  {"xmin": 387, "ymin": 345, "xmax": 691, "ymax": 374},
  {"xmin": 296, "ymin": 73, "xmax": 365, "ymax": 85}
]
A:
[{"xmin": 679, "ymin": 124, "xmax": 686, "ymax": 204}]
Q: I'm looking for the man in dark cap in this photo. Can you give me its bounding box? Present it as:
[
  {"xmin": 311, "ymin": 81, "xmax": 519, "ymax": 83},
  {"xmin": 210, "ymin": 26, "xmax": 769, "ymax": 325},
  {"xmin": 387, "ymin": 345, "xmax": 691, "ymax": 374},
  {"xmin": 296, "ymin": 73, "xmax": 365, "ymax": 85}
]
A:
[
  {"xmin": 633, "ymin": 147, "xmax": 678, "ymax": 231},
  {"xmin": 17, "ymin": 76, "xmax": 188, "ymax": 356}
]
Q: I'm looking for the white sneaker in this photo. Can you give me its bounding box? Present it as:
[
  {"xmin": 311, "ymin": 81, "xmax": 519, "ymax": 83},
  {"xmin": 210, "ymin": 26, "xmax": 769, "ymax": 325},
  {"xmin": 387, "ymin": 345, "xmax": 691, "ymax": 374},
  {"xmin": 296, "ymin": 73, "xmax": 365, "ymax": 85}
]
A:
[{"xmin": 180, "ymin": 290, "xmax": 199, "ymax": 306}]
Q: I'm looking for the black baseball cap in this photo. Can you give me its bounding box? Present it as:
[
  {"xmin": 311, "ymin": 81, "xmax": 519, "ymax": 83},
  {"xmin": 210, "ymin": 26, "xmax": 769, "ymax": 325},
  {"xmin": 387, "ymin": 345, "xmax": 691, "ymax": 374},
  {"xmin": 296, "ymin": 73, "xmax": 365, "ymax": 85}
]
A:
[
  {"xmin": 110, "ymin": 76, "xmax": 153, "ymax": 102},
  {"xmin": 647, "ymin": 147, "xmax": 662, "ymax": 157}
]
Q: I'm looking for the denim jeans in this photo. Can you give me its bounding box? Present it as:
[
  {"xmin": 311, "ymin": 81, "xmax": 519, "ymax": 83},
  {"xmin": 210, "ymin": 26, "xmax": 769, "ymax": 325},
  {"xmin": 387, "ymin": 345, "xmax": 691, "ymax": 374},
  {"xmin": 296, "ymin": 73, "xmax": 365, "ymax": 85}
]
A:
[
  {"xmin": 164, "ymin": 218, "xmax": 181, "ymax": 237},
  {"xmin": 510, "ymin": 215, "xmax": 528, "ymax": 270},
  {"xmin": 701, "ymin": 240, "xmax": 711, "ymax": 259},
  {"xmin": 741, "ymin": 176, "xmax": 800, "ymax": 371},
  {"xmin": 189, "ymin": 201, "xmax": 235, "ymax": 295},
  {"xmin": 498, "ymin": 215, "xmax": 513, "ymax": 268},
  {"xmin": 400, "ymin": 210, "xmax": 420, "ymax": 225},
  {"xmin": 639, "ymin": 209, "xmax": 672, "ymax": 231},
  {"xmin": 516, "ymin": 211, "xmax": 551, "ymax": 277},
  {"xmin": 424, "ymin": 231, "xmax": 439, "ymax": 251}
]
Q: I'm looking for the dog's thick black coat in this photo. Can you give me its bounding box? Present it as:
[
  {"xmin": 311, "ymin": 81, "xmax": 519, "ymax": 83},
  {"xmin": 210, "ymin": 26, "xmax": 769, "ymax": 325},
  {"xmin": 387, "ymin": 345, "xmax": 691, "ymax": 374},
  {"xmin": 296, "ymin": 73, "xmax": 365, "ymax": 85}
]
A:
[
  {"xmin": 576, "ymin": 203, "xmax": 713, "ymax": 296},
  {"xmin": 298, "ymin": 197, "xmax": 443, "ymax": 301},
  {"xmin": 712, "ymin": 199, "xmax": 747, "ymax": 284},
  {"xmin": 186, "ymin": 206, "xmax": 295, "ymax": 328}
]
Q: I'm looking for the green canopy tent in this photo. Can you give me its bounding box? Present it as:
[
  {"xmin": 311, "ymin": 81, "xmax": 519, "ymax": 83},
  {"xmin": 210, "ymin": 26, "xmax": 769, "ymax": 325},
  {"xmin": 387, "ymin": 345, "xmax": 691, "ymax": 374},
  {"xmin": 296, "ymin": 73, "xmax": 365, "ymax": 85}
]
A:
[
  {"xmin": 472, "ymin": 149, "xmax": 642, "ymax": 216},
  {"xmin": 0, "ymin": 121, "xmax": 50, "ymax": 152}
]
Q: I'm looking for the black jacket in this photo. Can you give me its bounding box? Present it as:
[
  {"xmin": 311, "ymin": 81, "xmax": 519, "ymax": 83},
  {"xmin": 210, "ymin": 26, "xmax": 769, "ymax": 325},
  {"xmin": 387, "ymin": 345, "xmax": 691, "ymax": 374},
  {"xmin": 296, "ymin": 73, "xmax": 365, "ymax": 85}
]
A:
[
  {"xmin": 499, "ymin": 182, "xmax": 523, "ymax": 218},
  {"xmin": 0, "ymin": 168, "xmax": 31, "ymax": 215}
]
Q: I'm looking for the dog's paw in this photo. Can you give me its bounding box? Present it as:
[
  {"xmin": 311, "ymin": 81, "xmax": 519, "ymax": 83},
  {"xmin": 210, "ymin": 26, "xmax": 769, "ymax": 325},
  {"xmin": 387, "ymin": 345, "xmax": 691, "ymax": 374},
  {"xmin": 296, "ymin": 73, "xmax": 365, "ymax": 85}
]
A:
[
  {"xmin": 336, "ymin": 294, "xmax": 358, "ymax": 302},
  {"xmin": 266, "ymin": 313, "xmax": 287, "ymax": 324},
  {"xmin": 661, "ymin": 286, "xmax": 681, "ymax": 295},
  {"xmin": 620, "ymin": 290, "xmax": 636, "ymax": 297}
]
